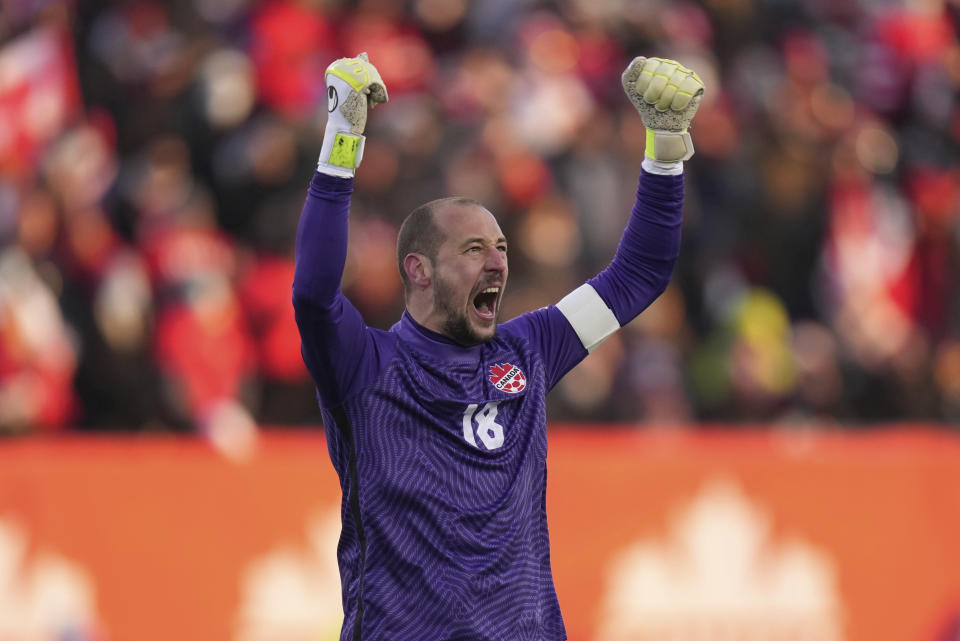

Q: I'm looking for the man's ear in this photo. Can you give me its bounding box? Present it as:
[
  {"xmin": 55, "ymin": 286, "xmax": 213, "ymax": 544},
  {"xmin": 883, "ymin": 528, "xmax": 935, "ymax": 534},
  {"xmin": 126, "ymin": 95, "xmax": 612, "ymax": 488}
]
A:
[{"xmin": 403, "ymin": 253, "xmax": 431, "ymax": 288}]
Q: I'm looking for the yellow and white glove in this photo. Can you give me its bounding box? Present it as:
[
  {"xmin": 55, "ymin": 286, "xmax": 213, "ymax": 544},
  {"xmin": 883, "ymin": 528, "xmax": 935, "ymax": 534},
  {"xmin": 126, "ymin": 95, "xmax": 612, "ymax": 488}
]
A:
[
  {"xmin": 621, "ymin": 56, "xmax": 704, "ymax": 170},
  {"xmin": 318, "ymin": 52, "xmax": 389, "ymax": 178}
]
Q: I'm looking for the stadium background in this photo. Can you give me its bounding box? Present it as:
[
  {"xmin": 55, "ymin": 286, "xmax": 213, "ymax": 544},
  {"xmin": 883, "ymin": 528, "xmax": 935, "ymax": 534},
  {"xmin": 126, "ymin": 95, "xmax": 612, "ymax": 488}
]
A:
[{"xmin": 1, "ymin": 0, "xmax": 959, "ymax": 639}]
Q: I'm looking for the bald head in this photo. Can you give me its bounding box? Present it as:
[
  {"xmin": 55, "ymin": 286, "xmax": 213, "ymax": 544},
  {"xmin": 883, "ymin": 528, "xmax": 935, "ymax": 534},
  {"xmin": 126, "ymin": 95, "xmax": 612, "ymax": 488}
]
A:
[{"xmin": 397, "ymin": 196, "xmax": 483, "ymax": 295}]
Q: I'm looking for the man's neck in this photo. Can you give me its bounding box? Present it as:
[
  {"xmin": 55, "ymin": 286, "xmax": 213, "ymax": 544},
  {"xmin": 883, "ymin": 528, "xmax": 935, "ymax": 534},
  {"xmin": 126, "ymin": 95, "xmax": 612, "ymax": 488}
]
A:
[{"xmin": 404, "ymin": 296, "xmax": 445, "ymax": 336}]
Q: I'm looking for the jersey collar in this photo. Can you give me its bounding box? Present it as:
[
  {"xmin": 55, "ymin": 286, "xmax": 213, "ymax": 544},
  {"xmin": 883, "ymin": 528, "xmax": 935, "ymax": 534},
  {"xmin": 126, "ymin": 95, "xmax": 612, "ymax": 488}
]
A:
[{"xmin": 395, "ymin": 311, "xmax": 485, "ymax": 364}]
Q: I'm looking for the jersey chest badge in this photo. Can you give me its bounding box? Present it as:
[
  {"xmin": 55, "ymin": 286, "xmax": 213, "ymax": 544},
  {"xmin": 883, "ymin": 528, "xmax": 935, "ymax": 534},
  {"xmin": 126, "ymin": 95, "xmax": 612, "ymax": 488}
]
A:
[{"xmin": 488, "ymin": 362, "xmax": 526, "ymax": 393}]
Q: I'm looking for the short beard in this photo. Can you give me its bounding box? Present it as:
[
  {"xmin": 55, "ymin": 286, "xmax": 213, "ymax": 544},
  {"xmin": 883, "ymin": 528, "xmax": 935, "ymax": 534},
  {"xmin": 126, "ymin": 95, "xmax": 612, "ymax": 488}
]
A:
[{"xmin": 434, "ymin": 274, "xmax": 496, "ymax": 347}]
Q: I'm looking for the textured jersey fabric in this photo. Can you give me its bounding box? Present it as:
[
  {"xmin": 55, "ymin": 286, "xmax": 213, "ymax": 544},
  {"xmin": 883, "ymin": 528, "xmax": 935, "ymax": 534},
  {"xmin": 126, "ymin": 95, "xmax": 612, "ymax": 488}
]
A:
[{"xmin": 293, "ymin": 169, "xmax": 684, "ymax": 641}]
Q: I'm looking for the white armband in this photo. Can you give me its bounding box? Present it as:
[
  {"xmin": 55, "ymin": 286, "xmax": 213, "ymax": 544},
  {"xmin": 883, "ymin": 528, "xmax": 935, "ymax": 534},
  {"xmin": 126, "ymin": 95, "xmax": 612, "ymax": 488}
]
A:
[{"xmin": 556, "ymin": 284, "xmax": 621, "ymax": 352}]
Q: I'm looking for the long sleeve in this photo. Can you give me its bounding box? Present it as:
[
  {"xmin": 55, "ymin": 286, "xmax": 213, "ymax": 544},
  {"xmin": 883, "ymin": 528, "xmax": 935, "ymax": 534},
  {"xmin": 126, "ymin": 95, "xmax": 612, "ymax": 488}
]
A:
[
  {"xmin": 512, "ymin": 169, "xmax": 684, "ymax": 388},
  {"xmin": 587, "ymin": 169, "xmax": 683, "ymax": 324},
  {"xmin": 293, "ymin": 172, "xmax": 353, "ymax": 306},
  {"xmin": 292, "ymin": 172, "xmax": 389, "ymax": 408}
]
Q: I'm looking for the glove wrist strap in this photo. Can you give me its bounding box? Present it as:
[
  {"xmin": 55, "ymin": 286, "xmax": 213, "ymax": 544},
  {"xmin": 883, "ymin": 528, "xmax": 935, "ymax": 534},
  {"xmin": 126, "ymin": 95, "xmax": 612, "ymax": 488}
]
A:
[
  {"xmin": 642, "ymin": 156, "xmax": 684, "ymax": 176},
  {"xmin": 645, "ymin": 128, "xmax": 694, "ymax": 163},
  {"xmin": 318, "ymin": 127, "xmax": 365, "ymax": 178}
]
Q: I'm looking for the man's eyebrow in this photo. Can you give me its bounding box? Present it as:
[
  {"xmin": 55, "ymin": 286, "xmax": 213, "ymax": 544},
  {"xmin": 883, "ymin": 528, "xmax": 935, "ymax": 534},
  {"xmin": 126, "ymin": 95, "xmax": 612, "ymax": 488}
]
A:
[{"xmin": 459, "ymin": 236, "xmax": 508, "ymax": 248}]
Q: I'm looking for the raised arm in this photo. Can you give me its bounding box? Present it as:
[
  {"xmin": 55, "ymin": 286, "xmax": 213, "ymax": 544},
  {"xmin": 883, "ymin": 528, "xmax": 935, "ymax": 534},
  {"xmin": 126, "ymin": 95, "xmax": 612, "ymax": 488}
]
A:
[
  {"xmin": 555, "ymin": 56, "xmax": 704, "ymax": 355},
  {"xmin": 292, "ymin": 53, "xmax": 390, "ymax": 408}
]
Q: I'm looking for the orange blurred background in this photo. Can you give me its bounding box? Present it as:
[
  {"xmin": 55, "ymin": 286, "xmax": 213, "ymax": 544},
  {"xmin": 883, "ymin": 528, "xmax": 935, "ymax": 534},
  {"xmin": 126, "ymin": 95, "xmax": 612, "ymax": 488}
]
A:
[{"xmin": 2, "ymin": 428, "xmax": 959, "ymax": 641}]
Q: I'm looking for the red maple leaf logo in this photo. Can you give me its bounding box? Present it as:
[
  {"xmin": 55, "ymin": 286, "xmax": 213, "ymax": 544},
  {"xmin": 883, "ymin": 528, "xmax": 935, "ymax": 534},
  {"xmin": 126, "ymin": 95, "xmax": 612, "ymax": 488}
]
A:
[{"xmin": 488, "ymin": 362, "xmax": 526, "ymax": 393}]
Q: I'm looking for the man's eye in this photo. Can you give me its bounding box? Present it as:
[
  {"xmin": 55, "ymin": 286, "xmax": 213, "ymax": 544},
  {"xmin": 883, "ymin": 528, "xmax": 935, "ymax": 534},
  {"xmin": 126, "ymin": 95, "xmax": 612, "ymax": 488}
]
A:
[
  {"xmin": 467, "ymin": 246, "xmax": 482, "ymax": 253},
  {"xmin": 497, "ymin": 246, "xmax": 508, "ymax": 253}
]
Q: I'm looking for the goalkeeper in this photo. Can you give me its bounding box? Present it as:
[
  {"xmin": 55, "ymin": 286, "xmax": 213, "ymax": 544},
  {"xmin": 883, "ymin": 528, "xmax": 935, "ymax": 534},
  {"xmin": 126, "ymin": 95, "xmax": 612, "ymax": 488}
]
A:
[{"xmin": 293, "ymin": 53, "xmax": 703, "ymax": 641}]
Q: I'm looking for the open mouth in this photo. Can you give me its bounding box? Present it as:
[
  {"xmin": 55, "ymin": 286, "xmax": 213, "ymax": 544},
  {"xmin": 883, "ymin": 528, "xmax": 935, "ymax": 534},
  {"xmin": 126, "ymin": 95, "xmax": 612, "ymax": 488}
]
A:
[{"xmin": 472, "ymin": 286, "xmax": 500, "ymax": 322}]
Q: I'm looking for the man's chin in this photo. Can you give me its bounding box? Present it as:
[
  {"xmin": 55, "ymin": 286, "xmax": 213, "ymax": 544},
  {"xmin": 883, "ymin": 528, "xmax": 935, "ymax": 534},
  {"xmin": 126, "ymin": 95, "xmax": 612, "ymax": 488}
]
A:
[
  {"xmin": 471, "ymin": 323, "xmax": 497, "ymax": 344},
  {"xmin": 443, "ymin": 314, "xmax": 497, "ymax": 347},
  {"xmin": 468, "ymin": 310, "xmax": 499, "ymax": 344}
]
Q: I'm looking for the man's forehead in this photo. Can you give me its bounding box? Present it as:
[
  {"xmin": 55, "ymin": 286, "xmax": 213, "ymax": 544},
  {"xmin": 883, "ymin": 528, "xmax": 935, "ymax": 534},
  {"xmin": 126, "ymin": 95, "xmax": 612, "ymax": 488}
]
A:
[{"xmin": 434, "ymin": 202, "xmax": 503, "ymax": 241}]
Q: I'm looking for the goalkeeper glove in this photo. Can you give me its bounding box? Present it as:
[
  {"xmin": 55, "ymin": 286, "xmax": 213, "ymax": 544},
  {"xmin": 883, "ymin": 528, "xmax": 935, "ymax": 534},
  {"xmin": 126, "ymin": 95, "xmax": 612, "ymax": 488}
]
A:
[
  {"xmin": 621, "ymin": 56, "xmax": 705, "ymax": 164},
  {"xmin": 318, "ymin": 52, "xmax": 389, "ymax": 178}
]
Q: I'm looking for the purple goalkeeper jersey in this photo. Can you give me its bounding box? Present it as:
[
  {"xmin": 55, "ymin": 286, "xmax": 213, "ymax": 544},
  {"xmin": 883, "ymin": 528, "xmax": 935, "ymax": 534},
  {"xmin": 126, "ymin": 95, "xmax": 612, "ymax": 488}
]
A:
[{"xmin": 293, "ymin": 168, "xmax": 684, "ymax": 641}]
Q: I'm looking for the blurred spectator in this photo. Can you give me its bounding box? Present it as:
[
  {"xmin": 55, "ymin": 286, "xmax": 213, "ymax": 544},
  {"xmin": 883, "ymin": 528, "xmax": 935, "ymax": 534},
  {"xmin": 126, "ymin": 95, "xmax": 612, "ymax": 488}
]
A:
[
  {"xmin": 154, "ymin": 272, "xmax": 255, "ymax": 424},
  {"xmin": 0, "ymin": 0, "xmax": 958, "ymax": 434},
  {"xmin": 0, "ymin": 248, "xmax": 76, "ymax": 433},
  {"xmin": 238, "ymin": 251, "xmax": 319, "ymax": 425}
]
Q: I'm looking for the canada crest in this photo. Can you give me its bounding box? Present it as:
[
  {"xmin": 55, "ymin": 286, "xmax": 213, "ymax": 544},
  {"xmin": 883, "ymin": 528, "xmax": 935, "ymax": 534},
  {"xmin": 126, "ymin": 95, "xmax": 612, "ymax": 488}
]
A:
[{"xmin": 488, "ymin": 362, "xmax": 526, "ymax": 393}]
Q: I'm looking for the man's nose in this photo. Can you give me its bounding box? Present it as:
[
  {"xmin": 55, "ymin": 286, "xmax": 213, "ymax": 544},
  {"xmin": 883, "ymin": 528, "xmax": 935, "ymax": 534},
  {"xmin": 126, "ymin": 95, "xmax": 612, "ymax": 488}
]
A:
[{"xmin": 485, "ymin": 246, "xmax": 507, "ymax": 272}]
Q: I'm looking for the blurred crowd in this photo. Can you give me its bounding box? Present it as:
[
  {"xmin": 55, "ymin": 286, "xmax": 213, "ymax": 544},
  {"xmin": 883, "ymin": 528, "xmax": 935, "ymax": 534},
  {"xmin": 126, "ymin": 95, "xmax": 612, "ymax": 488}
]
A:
[{"xmin": 1, "ymin": 0, "xmax": 959, "ymax": 437}]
